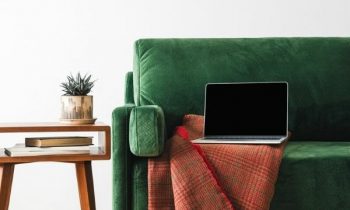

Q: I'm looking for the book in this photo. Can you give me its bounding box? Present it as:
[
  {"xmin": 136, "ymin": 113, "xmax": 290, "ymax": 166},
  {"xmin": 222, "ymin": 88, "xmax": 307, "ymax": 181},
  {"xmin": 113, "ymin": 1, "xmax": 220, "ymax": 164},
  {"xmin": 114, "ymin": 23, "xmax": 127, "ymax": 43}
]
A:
[
  {"xmin": 25, "ymin": 136, "xmax": 93, "ymax": 147},
  {"xmin": 5, "ymin": 144, "xmax": 91, "ymax": 157}
]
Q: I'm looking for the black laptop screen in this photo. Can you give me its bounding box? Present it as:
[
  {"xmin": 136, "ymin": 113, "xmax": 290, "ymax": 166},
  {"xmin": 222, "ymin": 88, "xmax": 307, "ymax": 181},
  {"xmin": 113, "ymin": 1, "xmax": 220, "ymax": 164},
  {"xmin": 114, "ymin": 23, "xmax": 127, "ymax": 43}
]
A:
[{"xmin": 204, "ymin": 82, "xmax": 288, "ymax": 136}]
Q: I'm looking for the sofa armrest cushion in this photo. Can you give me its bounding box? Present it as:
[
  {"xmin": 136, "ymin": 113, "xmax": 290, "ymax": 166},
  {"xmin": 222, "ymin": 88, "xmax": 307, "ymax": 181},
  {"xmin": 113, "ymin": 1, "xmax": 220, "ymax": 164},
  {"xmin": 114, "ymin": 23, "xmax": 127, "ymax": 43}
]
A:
[{"xmin": 129, "ymin": 105, "xmax": 165, "ymax": 157}]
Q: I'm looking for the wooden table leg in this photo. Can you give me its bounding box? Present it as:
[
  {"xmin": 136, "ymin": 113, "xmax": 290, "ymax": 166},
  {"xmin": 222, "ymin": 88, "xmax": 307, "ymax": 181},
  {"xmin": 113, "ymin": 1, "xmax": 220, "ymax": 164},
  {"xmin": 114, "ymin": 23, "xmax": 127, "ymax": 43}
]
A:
[
  {"xmin": 0, "ymin": 164, "xmax": 15, "ymax": 210},
  {"xmin": 75, "ymin": 161, "xmax": 96, "ymax": 210}
]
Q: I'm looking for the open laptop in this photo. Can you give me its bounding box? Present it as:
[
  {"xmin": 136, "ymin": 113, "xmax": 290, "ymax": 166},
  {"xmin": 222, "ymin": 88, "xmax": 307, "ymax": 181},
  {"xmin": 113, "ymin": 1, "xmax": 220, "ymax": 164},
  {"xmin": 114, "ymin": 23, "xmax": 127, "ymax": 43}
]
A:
[{"xmin": 192, "ymin": 82, "xmax": 288, "ymax": 144}]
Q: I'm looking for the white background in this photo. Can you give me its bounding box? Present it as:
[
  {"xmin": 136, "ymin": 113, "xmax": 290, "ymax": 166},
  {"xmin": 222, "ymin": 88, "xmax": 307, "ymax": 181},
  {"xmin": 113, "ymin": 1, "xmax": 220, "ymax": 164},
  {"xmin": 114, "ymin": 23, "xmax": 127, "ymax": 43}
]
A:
[{"xmin": 0, "ymin": 0, "xmax": 349, "ymax": 209}]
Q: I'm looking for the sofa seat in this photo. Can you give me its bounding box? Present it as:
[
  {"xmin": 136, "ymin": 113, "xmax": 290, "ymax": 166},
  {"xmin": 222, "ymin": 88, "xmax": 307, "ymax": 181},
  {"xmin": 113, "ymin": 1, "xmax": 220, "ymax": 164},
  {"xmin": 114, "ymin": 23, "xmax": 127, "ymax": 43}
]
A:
[
  {"xmin": 125, "ymin": 141, "xmax": 350, "ymax": 210},
  {"xmin": 271, "ymin": 141, "xmax": 350, "ymax": 210}
]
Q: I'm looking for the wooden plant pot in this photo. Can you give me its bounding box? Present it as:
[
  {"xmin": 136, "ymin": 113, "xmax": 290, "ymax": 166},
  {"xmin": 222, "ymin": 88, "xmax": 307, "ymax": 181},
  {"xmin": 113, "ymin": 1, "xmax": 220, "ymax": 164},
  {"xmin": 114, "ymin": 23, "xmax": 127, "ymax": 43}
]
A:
[{"xmin": 60, "ymin": 95, "xmax": 95, "ymax": 124}]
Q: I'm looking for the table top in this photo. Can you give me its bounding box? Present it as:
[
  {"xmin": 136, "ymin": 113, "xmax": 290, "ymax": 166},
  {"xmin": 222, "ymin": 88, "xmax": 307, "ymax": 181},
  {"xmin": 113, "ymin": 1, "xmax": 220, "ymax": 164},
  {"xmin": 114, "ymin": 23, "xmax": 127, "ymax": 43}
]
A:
[{"xmin": 0, "ymin": 122, "xmax": 110, "ymax": 133}]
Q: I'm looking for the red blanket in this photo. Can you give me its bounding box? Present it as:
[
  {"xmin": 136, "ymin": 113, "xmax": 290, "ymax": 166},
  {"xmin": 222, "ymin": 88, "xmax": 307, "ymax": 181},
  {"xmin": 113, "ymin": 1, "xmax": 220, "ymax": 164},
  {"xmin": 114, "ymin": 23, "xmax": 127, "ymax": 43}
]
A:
[{"xmin": 148, "ymin": 115, "xmax": 288, "ymax": 210}]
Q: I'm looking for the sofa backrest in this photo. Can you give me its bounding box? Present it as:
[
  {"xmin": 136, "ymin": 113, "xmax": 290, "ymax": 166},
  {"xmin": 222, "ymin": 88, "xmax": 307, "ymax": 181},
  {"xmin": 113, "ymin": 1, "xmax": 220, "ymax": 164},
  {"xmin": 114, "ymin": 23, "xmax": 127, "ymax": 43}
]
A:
[{"xmin": 133, "ymin": 38, "xmax": 350, "ymax": 141}]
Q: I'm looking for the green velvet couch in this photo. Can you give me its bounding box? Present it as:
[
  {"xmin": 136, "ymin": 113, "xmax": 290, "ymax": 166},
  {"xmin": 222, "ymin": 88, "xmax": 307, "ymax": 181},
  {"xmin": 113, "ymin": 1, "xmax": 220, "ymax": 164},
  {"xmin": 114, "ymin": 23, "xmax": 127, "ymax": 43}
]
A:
[{"xmin": 113, "ymin": 38, "xmax": 350, "ymax": 210}]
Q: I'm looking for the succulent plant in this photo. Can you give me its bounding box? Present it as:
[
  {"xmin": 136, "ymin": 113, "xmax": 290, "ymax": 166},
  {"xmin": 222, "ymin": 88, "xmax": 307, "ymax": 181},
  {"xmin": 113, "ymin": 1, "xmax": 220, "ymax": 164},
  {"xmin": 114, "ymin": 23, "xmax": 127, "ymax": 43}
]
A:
[{"xmin": 61, "ymin": 72, "xmax": 95, "ymax": 96}]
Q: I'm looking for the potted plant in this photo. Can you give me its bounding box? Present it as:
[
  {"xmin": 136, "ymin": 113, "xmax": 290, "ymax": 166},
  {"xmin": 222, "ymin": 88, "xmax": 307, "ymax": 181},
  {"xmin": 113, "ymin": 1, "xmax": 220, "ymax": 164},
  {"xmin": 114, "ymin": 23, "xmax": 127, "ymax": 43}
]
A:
[{"xmin": 60, "ymin": 72, "xmax": 96, "ymax": 124}]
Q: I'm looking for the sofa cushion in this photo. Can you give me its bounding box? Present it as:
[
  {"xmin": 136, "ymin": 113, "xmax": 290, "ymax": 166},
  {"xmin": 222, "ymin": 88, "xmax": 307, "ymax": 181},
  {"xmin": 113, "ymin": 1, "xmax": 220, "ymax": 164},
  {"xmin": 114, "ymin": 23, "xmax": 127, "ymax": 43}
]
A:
[
  {"xmin": 133, "ymin": 38, "xmax": 350, "ymax": 140},
  {"xmin": 271, "ymin": 141, "xmax": 350, "ymax": 210}
]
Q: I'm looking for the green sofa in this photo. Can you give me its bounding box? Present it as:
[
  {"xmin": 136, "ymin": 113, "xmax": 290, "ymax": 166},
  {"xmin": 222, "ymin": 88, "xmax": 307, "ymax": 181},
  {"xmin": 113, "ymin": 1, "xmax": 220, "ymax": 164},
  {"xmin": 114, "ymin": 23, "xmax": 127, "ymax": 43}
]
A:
[{"xmin": 113, "ymin": 38, "xmax": 350, "ymax": 210}]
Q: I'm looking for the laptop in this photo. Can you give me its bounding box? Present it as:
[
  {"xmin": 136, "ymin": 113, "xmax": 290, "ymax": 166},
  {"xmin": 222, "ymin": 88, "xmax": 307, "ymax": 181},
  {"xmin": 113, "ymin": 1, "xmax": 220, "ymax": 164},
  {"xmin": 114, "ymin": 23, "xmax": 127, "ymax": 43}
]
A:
[{"xmin": 192, "ymin": 82, "xmax": 288, "ymax": 144}]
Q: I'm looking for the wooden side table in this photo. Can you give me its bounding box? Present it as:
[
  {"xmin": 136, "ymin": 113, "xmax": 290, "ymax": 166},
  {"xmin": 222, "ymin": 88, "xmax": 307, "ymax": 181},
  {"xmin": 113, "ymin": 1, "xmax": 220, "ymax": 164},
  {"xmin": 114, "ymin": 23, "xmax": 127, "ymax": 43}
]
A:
[{"xmin": 0, "ymin": 122, "xmax": 111, "ymax": 210}]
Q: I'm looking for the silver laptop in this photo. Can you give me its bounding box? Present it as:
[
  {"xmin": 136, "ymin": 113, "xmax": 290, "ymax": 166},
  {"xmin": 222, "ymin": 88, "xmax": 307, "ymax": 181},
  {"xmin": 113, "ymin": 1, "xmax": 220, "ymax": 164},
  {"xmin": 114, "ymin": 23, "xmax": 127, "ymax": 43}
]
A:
[{"xmin": 192, "ymin": 82, "xmax": 288, "ymax": 144}]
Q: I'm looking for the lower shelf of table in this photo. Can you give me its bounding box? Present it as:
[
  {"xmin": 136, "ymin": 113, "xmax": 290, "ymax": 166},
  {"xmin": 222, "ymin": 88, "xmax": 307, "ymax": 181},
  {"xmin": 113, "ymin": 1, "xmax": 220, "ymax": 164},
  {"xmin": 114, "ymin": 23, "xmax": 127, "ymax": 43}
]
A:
[{"xmin": 0, "ymin": 147, "xmax": 110, "ymax": 163}]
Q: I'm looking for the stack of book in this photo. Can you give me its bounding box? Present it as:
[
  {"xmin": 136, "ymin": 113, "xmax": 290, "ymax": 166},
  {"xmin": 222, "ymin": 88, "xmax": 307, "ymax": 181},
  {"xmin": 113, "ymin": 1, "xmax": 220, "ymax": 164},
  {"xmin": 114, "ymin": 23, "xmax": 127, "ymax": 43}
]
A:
[{"xmin": 5, "ymin": 136, "xmax": 93, "ymax": 157}]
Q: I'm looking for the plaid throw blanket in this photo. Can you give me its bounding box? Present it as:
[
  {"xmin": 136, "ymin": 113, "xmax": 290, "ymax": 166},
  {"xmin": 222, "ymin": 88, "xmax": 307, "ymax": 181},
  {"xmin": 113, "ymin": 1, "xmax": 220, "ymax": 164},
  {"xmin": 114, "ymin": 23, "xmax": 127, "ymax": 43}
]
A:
[{"xmin": 148, "ymin": 115, "xmax": 288, "ymax": 210}]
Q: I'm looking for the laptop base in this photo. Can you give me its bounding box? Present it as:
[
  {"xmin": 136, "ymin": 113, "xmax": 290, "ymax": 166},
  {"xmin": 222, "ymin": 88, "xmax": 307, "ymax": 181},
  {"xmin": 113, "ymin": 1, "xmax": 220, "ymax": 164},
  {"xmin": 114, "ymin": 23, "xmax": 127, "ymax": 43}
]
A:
[{"xmin": 191, "ymin": 137, "xmax": 287, "ymax": 144}]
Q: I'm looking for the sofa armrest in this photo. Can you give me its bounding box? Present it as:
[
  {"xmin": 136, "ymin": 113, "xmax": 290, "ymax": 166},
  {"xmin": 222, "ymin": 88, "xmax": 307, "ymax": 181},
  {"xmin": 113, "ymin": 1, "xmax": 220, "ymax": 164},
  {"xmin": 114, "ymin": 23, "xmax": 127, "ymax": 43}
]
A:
[
  {"xmin": 112, "ymin": 104, "xmax": 135, "ymax": 210},
  {"xmin": 129, "ymin": 105, "xmax": 165, "ymax": 157},
  {"xmin": 112, "ymin": 104, "xmax": 165, "ymax": 209}
]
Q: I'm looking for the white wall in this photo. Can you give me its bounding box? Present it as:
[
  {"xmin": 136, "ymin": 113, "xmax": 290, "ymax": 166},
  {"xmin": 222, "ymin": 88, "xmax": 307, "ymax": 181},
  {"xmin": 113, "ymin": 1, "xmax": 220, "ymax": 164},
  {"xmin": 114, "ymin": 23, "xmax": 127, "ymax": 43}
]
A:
[{"xmin": 0, "ymin": 0, "xmax": 349, "ymax": 209}]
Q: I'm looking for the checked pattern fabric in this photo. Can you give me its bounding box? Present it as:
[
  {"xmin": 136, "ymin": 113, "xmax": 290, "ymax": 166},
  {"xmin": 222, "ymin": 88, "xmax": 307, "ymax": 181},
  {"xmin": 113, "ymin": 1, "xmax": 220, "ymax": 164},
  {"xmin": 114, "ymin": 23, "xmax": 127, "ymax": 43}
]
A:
[{"xmin": 148, "ymin": 115, "xmax": 287, "ymax": 210}]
